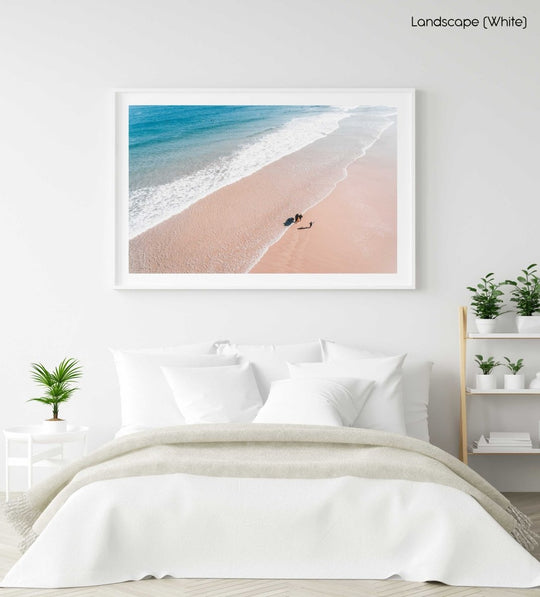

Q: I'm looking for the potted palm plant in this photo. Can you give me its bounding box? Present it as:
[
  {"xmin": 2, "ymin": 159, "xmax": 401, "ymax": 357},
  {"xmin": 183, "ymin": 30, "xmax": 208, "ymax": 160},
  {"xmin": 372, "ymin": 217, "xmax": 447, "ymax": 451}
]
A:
[
  {"xmin": 28, "ymin": 357, "xmax": 82, "ymax": 433},
  {"xmin": 474, "ymin": 354, "xmax": 500, "ymax": 390},
  {"xmin": 505, "ymin": 264, "xmax": 540, "ymax": 333},
  {"xmin": 503, "ymin": 357, "xmax": 525, "ymax": 390},
  {"xmin": 467, "ymin": 273, "xmax": 506, "ymax": 333}
]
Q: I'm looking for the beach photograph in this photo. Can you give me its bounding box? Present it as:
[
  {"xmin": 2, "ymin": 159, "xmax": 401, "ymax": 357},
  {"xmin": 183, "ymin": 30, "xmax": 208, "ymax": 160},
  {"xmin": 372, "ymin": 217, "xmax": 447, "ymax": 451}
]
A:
[
  {"xmin": 127, "ymin": 100, "xmax": 399, "ymax": 275},
  {"xmin": 116, "ymin": 90, "xmax": 414, "ymax": 287}
]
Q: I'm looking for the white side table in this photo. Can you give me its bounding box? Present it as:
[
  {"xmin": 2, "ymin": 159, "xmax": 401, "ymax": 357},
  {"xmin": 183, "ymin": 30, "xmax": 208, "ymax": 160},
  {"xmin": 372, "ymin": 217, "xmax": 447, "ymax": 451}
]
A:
[{"xmin": 4, "ymin": 425, "xmax": 88, "ymax": 502}]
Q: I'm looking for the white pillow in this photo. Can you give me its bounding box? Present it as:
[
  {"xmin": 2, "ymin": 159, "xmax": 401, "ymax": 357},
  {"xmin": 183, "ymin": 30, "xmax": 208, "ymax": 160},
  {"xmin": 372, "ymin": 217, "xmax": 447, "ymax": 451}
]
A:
[
  {"xmin": 288, "ymin": 355, "xmax": 407, "ymax": 435},
  {"xmin": 216, "ymin": 341, "xmax": 322, "ymax": 399},
  {"xmin": 162, "ymin": 360, "xmax": 263, "ymax": 424},
  {"xmin": 111, "ymin": 348, "xmax": 237, "ymax": 429},
  {"xmin": 321, "ymin": 340, "xmax": 432, "ymax": 441},
  {"xmin": 122, "ymin": 341, "xmax": 222, "ymax": 355},
  {"xmin": 114, "ymin": 424, "xmax": 149, "ymax": 439},
  {"xmin": 253, "ymin": 377, "xmax": 374, "ymax": 427}
]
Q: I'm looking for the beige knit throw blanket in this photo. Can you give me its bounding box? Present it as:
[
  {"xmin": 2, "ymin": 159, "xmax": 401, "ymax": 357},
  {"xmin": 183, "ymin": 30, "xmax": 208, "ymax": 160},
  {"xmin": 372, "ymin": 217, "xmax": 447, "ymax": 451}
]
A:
[{"xmin": 6, "ymin": 424, "xmax": 538, "ymax": 553}]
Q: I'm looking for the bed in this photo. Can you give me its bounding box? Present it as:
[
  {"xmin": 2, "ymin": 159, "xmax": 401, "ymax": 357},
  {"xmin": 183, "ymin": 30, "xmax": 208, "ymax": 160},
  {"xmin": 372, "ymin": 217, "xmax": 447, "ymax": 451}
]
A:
[{"xmin": 3, "ymin": 340, "xmax": 540, "ymax": 589}]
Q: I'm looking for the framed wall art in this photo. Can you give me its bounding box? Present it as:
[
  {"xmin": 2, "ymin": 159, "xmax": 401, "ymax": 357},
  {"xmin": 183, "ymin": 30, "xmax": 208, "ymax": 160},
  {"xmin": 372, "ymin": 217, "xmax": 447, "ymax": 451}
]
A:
[{"xmin": 115, "ymin": 88, "xmax": 415, "ymax": 289}]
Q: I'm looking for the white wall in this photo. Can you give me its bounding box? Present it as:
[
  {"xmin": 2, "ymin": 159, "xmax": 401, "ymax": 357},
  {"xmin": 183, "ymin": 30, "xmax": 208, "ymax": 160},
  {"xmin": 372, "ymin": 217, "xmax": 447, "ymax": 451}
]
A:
[{"xmin": 1, "ymin": 0, "xmax": 539, "ymax": 491}]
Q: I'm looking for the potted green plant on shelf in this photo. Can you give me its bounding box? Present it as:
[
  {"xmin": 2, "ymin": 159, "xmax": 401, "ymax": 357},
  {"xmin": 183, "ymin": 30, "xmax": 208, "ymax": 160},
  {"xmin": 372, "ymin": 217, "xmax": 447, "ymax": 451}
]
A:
[
  {"xmin": 28, "ymin": 357, "xmax": 82, "ymax": 433},
  {"xmin": 504, "ymin": 264, "xmax": 540, "ymax": 333},
  {"xmin": 503, "ymin": 357, "xmax": 525, "ymax": 390},
  {"xmin": 467, "ymin": 273, "xmax": 506, "ymax": 334},
  {"xmin": 474, "ymin": 354, "xmax": 501, "ymax": 390}
]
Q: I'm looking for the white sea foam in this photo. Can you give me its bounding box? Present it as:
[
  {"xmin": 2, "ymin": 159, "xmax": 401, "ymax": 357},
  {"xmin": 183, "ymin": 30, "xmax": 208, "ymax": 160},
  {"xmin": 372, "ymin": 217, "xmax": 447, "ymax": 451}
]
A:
[{"xmin": 129, "ymin": 108, "xmax": 353, "ymax": 238}]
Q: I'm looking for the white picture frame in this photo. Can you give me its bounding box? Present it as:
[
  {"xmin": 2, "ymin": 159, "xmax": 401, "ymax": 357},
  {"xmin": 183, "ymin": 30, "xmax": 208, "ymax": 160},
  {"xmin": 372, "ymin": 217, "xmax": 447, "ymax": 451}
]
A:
[{"xmin": 115, "ymin": 88, "xmax": 415, "ymax": 289}]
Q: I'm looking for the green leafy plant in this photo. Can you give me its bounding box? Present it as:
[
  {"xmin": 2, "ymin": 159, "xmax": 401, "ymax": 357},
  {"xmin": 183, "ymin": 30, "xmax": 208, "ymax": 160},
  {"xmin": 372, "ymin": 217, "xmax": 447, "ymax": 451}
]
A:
[
  {"xmin": 474, "ymin": 354, "xmax": 501, "ymax": 375},
  {"xmin": 503, "ymin": 357, "xmax": 524, "ymax": 375},
  {"xmin": 467, "ymin": 273, "xmax": 506, "ymax": 319},
  {"xmin": 28, "ymin": 358, "xmax": 82, "ymax": 420},
  {"xmin": 504, "ymin": 264, "xmax": 540, "ymax": 316}
]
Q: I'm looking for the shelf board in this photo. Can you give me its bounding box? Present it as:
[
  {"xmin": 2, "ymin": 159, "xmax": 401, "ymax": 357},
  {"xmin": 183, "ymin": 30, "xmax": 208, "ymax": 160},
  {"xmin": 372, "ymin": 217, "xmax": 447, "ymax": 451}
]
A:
[
  {"xmin": 467, "ymin": 388, "xmax": 540, "ymax": 395},
  {"xmin": 467, "ymin": 333, "xmax": 540, "ymax": 339},
  {"xmin": 469, "ymin": 449, "xmax": 540, "ymax": 455}
]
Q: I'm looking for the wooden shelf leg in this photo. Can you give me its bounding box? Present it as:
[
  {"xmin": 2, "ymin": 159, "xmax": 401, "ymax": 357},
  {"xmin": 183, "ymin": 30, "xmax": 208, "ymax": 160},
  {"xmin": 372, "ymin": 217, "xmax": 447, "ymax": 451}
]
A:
[
  {"xmin": 459, "ymin": 306, "xmax": 469, "ymax": 464},
  {"xmin": 27, "ymin": 437, "xmax": 33, "ymax": 489},
  {"xmin": 4, "ymin": 437, "xmax": 9, "ymax": 503}
]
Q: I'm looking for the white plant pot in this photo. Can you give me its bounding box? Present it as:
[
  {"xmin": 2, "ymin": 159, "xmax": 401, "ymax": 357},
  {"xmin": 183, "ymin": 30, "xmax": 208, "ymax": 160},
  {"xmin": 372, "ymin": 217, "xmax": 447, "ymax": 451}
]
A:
[
  {"xmin": 476, "ymin": 318, "xmax": 497, "ymax": 334},
  {"xmin": 529, "ymin": 373, "xmax": 540, "ymax": 389},
  {"xmin": 516, "ymin": 315, "xmax": 540, "ymax": 334},
  {"xmin": 504, "ymin": 374, "xmax": 525, "ymax": 390},
  {"xmin": 476, "ymin": 374, "xmax": 497, "ymax": 391},
  {"xmin": 42, "ymin": 419, "xmax": 67, "ymax": 434}
]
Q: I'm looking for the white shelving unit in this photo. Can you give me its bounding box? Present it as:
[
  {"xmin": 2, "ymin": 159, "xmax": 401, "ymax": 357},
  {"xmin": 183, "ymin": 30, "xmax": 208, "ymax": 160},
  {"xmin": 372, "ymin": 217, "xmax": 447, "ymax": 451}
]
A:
[{"xmin": 459, "ymin": 306, "xmax": 540, "ymax": 464}]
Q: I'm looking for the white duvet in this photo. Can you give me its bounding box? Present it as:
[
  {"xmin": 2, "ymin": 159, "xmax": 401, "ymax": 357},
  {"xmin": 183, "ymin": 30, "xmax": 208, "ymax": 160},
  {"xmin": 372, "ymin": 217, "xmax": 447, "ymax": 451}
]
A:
[{"xmin": 3, "ymin": 473, "xmax": 540, "ymax": 588}]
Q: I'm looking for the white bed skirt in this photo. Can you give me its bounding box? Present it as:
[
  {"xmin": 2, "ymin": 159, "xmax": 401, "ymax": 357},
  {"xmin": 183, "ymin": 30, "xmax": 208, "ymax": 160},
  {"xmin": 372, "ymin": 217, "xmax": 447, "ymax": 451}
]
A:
[{"xmin": 3, "ymin": 473, "xmax": 540, "ymax": 588}]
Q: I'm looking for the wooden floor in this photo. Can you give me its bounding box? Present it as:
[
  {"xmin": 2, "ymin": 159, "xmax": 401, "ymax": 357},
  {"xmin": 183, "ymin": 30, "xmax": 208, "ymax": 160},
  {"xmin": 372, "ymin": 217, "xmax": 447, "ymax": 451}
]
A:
[{"xmin": 1, "ymin": 493, "xmax": 540, "ymax": 596}]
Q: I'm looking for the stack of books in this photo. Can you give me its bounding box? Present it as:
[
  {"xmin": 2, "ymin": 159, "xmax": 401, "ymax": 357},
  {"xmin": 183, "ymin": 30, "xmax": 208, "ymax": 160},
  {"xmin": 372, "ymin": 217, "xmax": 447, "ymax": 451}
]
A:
[{"xmin": 473, "ymin": 432, "xmax": 534, "ymax": 453}]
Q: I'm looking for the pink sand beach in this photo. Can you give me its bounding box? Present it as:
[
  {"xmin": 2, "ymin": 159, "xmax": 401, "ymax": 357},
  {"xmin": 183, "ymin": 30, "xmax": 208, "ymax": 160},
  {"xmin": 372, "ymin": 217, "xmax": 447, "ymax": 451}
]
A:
[
  {"xmin": 251, "ymin": 123, "xmax": 396, "ymax": 274},
  {"xmin": 129, "ymin": 114, "xmax": 397, "ymax": 274}
]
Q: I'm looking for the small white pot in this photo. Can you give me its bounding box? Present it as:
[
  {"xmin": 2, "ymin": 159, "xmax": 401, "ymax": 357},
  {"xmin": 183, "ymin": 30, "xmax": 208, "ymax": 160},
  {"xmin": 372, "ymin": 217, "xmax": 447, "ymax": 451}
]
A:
[
  {"xmin": 529, "ymin": 372, "xmax": 540, "ymax": 389},
  {"xmin": 517, "ymin": 315, "xmax": 540, "ymax": 334},
  {"xmin": 476, "ymin": 318, "xmax": 497, "ymax": 334},
  {"xmin": 504, "ymin": 374, "xmax": 525, "ymax": 390},
  {"xmin": 476, "ymin": 374, "xmax": 497, "ymax": 391},
  {"xmin": 42, "ymin": 419, "xmax": 67, "ymax": 433}
]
